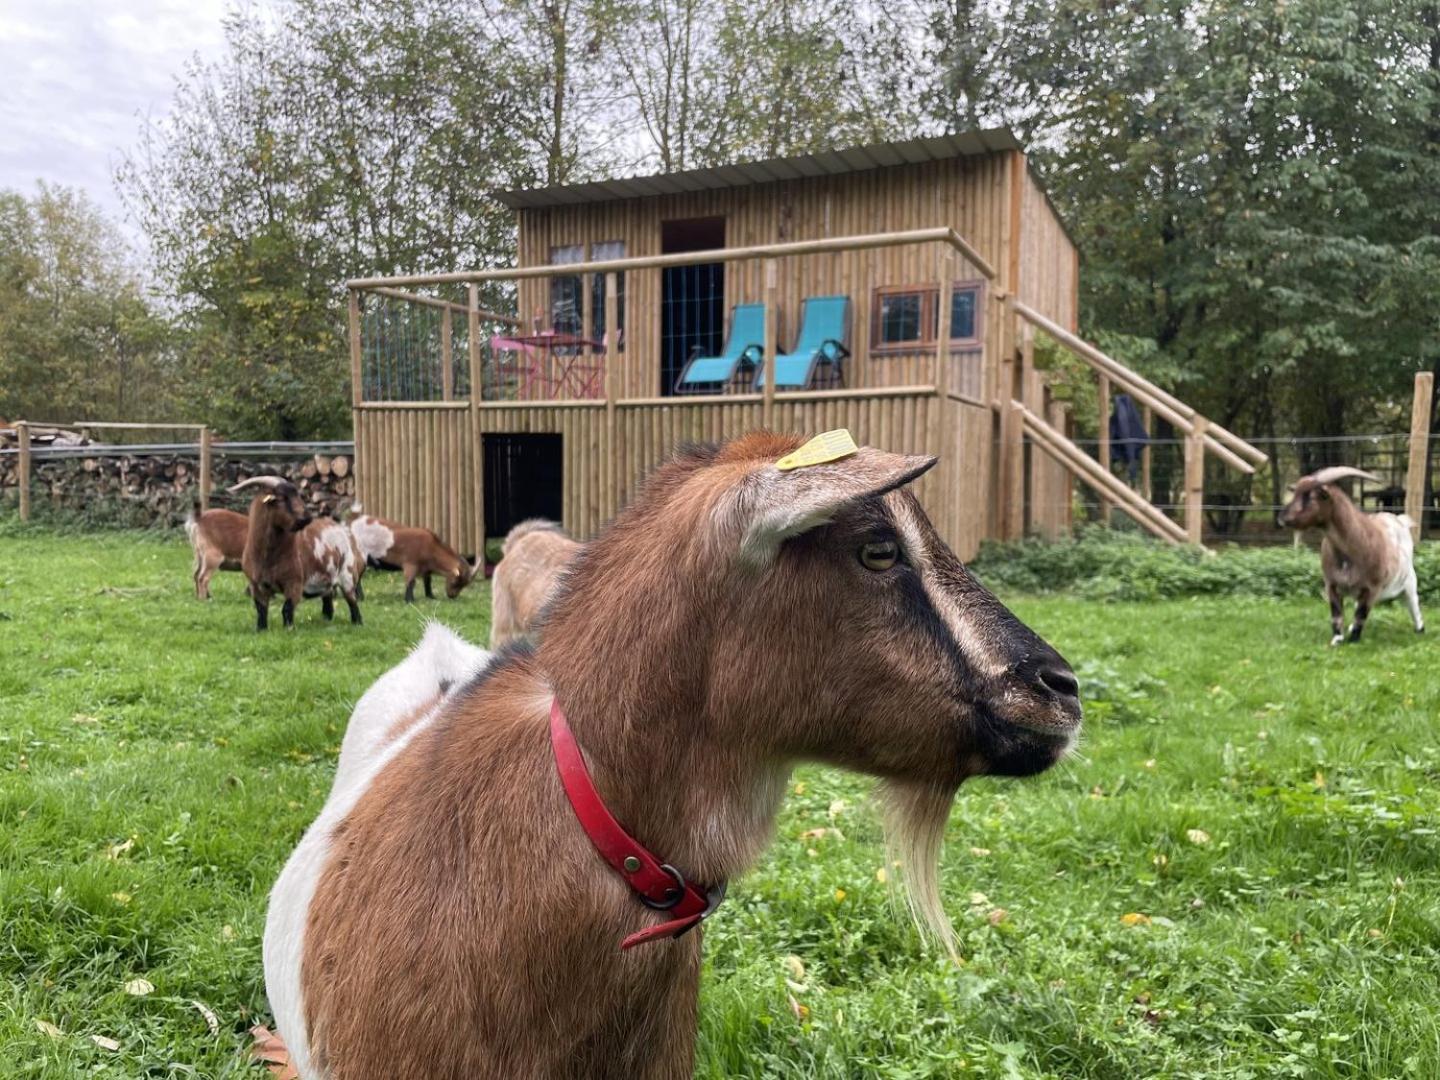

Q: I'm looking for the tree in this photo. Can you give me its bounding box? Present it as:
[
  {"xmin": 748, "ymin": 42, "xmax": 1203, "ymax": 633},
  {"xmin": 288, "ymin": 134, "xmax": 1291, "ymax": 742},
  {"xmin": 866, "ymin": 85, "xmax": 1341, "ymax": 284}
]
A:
[{"xmin": 0, "ymin": 184, "xmax": 175, "ymax": 424}]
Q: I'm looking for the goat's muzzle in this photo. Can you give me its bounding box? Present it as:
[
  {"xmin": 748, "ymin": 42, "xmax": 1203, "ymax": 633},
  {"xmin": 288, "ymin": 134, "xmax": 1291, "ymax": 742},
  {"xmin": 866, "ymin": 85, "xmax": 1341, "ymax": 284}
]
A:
[{"xmin": 973, "ymin": 646, "xmax": 1082, "ymax": 776}]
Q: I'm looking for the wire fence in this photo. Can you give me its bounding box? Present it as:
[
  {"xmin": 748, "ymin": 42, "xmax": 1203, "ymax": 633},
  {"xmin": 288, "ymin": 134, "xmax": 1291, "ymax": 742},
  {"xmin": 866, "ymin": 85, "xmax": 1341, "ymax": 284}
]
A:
[{"xmin": 1034, "ymin": 432, "xmax": 1438, "ymax": 545}]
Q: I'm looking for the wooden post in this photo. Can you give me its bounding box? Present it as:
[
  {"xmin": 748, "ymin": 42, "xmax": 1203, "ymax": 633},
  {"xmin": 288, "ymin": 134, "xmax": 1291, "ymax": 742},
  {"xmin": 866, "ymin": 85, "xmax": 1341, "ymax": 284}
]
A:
[
  {"xmin": 762, "ymin": 259, "xmax": 778, "ymax": 430},
  {"xmin": 934, "ymin": 253, "xmax": 953, "ymax": 394},
  {"xmin": 468, "ymin": 284, "xmax": 485, "ymax": 556},
  {"xmin": 198, "ymin": 426, "xmax": 212, "ymax": 511},
  {"xmin": 604, "ymin": 271, "xmax": 619, "ymax": 520},
  {"xmin": 1406, "ymin": 371, "xmax": 1434, "ymax": 542},
  {"xmin": 1097, "ymin": 372, "xmax": 1112, "ymax": 525},
  {"xmin": 16, "ymin": 421, "xmax": 30, "ymax": 522},
  {"xmin": 1004, "ymin": 400, "xmax": 1026, "ymax": 539},
  {"xmin": 1185, "ymin": 416, "xmax": 1207, "ymax": 545},
  {"xmin": 995, "ymin": 294, "xmax": 1019, "ymax": 538},
  {"xmin": 440, "ymin": 306, "xmax": 454, "ymax": 401},
  {"xmin": 1140, "ymin": 403, "xmax": 1152, "ymax": 501},
  {"xmin": 348, "ymin": 291, "xmax": 363, "ymax": 406}
]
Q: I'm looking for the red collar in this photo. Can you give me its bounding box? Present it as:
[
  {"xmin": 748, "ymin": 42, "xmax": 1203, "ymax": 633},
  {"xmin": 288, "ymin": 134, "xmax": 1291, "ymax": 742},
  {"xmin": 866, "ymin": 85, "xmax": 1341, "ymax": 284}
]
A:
[{"xmin": 549, "ymin": 698, "xmax": 725, "ymax": 949}]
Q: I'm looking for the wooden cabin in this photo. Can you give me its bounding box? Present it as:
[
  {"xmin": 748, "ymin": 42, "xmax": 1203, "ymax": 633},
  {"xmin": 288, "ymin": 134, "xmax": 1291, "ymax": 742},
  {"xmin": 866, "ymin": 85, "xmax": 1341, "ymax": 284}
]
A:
[{"xmin": 347, "ymin": 129, "xmax": 1266, "ymax": 561}]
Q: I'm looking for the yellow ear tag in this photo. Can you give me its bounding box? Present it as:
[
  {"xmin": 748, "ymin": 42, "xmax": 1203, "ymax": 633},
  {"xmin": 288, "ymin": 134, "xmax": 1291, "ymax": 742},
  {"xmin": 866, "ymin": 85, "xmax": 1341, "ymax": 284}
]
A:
[{"xmin": 775, "ymin": 429, "xmax": 859, "ymax": 471}]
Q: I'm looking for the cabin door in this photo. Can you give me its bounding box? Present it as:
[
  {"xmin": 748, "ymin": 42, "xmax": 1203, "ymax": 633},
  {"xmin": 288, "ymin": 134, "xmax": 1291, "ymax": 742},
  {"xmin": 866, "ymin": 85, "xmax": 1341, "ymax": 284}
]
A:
[
  {"xmin": 483, "ymin": 433, "xmax": 564, "ymax": 562},
  {"xmin": 660, "ymin": 217, "xmax": 726, "ymax": 396}
]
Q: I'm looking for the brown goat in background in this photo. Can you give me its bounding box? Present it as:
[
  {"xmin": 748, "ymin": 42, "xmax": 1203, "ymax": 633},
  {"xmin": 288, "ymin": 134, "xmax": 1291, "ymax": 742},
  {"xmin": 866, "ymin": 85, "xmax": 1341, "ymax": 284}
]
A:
[
  {"xmin": 265, "ymin": 431, "xmax": 1081, "ymax": 1078},
  {"xmin": 184, "ymin": 506, "xmax": 248, "ymax": 599},
  {"xmin": 488, "ymin": 518, "xmax": 581, "ymax": 648}
]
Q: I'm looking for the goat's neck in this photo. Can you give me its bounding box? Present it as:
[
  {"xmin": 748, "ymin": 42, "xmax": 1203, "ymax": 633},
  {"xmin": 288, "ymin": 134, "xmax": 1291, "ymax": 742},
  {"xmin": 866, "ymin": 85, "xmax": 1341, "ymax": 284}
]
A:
[
  {"xmin": 1324, "ymin": 494, "xmax": 1370, "ymax": 559},
  {"xmin": 539, "ymin": 647, "xmax": 789, "ymax": 888},
  {"xmin": 247, "ymin": 514, "xmax": 296, "ymax": 567}
]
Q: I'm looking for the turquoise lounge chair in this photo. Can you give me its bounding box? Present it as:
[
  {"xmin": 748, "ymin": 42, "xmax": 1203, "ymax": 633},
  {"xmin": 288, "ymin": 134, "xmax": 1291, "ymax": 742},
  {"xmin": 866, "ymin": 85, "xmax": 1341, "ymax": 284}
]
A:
[
  {"xmin": 754, "ymin": 295, "xmax": 850, "ymax": 391},
  {"xmin": 674, "ymin": 304, "xmax": 765, "ymax": 393}
]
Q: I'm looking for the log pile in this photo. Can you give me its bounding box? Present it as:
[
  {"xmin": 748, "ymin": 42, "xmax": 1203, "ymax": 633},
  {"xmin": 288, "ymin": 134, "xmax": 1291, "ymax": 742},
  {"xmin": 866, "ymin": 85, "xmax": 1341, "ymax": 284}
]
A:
[{"xmin": 0, "ymin": 451, "xmax": 357, "ymax": 527}]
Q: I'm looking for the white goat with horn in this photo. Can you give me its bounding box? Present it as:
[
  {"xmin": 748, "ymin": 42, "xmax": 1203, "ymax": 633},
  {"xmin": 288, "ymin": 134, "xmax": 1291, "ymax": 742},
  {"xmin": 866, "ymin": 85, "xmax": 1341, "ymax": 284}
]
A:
[{"xmin": 1279, "ymin": 465, "xmax": 1424, "ymax": 645}]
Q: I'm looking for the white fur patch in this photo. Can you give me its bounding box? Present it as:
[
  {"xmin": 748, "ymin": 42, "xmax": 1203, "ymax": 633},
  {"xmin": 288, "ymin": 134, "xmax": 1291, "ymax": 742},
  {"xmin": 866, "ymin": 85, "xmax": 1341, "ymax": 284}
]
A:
[
  {"xmin": 349, "ymin": 515, "xmax": 395, "ymax": 563},
  {"xmin": 891, "ymin": 497, "xmax": 1007, "ymax": 679},
  {"xmin": 263, "ymin": 624, "xmax": 492, "ymax": 1079}
]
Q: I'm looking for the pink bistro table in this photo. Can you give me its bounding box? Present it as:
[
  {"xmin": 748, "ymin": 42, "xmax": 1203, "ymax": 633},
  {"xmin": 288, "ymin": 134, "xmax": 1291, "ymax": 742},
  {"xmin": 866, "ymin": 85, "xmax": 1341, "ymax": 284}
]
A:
[{"xmin": 489, "ymin": 332, "xmax": 604, "ymax": 399}]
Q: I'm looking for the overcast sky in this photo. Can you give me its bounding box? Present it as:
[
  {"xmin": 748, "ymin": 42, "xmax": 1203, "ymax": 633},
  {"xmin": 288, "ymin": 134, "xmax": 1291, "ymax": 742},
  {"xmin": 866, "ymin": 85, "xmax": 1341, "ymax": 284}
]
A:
[{"xmin": 0, "ymin": 0, "xmax": 233, "ymax": 226}]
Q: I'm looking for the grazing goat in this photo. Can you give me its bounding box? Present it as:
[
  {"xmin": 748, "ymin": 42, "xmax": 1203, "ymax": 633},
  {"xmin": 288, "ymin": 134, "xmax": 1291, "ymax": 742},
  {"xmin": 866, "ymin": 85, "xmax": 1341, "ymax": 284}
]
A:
[
  {"xmin": 184, "ymin": 506, "xmax": 248, "ymax": 600},
  {"xmin": 489, "ymin": 518, "xmax": 581, "ymax": 648},
  {"xmin": 231, "ymin": 477, "xmax": 363, "ymax": 631},
  {"xmin": 349, "ymin": 512, "xmax": 479, "ymax": 602},
  {"xmin": 263, "ymin": 431, "xmax": 1081, "ymax": 1079},
  {"xmin": 1279, "ymin": 465, "xmax": 1424, "ymax": 645}
]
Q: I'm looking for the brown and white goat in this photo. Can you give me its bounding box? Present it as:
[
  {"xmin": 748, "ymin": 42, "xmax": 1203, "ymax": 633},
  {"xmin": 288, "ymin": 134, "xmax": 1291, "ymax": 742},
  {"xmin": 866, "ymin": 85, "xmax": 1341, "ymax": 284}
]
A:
[
  {"xmin": 1279, "ymin": 465, "xmax": 1424, "ymax": 645},
  {"xmin": 231, "ymin": 477, "xmax": 364, "ymax": 631},
  {"xmin": 263, "ymin": 432, "xmax": 1081, "ymax": 1079},
  {"xmin": 348, "ymin": 512, "xmax": 479, "ymax": 602},
  {"xmin": 184, "ymin": 506, "xmax": 248, "ymax": 599},
  {"xmin": 489, "ymin": 518, "xmax": 582, "ymax": 648}
]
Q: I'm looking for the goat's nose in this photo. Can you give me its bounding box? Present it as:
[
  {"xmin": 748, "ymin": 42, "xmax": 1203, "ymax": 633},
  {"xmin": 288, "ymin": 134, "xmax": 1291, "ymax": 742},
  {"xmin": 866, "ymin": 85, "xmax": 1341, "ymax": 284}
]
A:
[{"xmin": 1035, "ymin": 662, "xmax": 1079, "ymax": 703}]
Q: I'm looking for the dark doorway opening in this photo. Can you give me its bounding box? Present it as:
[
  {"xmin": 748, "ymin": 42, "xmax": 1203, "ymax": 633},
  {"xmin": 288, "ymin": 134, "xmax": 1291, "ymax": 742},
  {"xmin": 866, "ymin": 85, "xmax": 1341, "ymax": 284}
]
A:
[
  {"xmin": 660, "ymin": 216, "xmax": 725, "ymax": 396},
  {"xmin": 484, "ymin": 433, "xmax": 563, "ymax": 560}
]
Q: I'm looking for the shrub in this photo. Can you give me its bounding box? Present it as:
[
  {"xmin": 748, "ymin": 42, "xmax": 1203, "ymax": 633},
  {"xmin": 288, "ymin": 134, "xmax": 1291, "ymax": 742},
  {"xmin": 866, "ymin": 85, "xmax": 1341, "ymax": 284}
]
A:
[{"xmin": 970, "ymin": 526, "xmax": 1440, "ymax": 601}]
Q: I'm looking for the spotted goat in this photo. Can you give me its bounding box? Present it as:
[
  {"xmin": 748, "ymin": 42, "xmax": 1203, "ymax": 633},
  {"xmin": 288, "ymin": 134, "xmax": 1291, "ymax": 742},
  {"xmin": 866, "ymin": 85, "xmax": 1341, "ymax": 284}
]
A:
[
  {"xmin": 1279, "ymin": 465, "xmax": 1424, "ymax": 644},
  {"xmin": 263, "ymin": 432, "xmax": 1082, "ymax": 1078},
  {"xmin": 348, "ymin": 511, "xmax": 479, "ymax": 602},
  {"xmin": 230, "ymin": 477, "xmax": 364, "ymax": 631}
]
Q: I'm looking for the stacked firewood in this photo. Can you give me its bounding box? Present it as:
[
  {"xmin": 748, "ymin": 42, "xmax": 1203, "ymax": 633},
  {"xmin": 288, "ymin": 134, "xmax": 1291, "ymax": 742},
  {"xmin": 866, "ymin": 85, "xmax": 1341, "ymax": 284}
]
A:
[{"xmin": 0, "ymin": 452, "xmax": 356, "ymax": 527}]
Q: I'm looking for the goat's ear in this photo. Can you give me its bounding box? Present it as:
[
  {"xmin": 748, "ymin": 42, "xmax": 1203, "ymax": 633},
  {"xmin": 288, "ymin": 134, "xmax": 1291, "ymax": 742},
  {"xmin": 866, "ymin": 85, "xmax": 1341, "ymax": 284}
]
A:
[{"xmin": 734, "ymin": 448, "xmax": 937, "ymax": 565}]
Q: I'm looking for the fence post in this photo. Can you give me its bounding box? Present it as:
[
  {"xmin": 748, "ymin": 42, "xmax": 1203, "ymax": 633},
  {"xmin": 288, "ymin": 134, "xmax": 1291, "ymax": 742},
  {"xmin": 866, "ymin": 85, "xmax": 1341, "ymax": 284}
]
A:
[
  {"xmin": 1097, "ymin": 372, "xmax": 1112, "ymax": 525},
  {"xmin": 348, "ymin": 290, "xmax": 363, "ymax": 406},
  {"xmin": 468, "ymin": 283, "xmax": 485, "ymax": 554},
  {"xmin": 1140, "ymin": 403, "xmax": 1152, "ymax": 501},
  {"xmin": 1406, "ymin": 371, "xmax": 1434, "ymax": 542},
  {"xmin": 198, "ymin": 426, "xmax": 212, "ymax": 511},
  {"xmin": 1185, "ymin": 417, "xmax": 1207, "ymax": 545},
  {"xmin": 440, "ymin": 306, "xmax": 454, "ymax": 402},
  {"xmin": 762, "ymin": 259, "xmax": 778, "ymax": 430},
  {"xmin": 604, "ymin": 271, "xmax": 619, "ymax": 521},
  {"xmin": 16, "ymin": 421, "xmax": 30, "ymax": 522}
]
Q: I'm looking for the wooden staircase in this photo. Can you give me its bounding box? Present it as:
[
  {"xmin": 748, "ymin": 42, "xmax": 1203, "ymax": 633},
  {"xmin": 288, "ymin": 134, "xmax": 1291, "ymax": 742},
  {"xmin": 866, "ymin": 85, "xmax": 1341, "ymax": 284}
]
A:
[{"xmin": 997, "ymin": 300, "xmax": 1268, "ymax": 545}]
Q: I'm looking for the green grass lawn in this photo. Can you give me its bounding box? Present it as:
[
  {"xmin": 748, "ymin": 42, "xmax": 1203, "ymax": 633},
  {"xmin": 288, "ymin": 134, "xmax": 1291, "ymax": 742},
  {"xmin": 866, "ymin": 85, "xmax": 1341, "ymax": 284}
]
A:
[{"xmin": 1, "ymin": 530, "xmax": 1438, "ymax": 1078}]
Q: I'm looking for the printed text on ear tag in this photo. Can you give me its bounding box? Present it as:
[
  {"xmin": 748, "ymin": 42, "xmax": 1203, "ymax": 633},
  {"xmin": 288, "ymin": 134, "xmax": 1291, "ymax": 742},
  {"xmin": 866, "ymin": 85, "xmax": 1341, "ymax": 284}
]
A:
[{"xmin": 775, "ymin": 429, "xmax": 859, "ymax": 471}]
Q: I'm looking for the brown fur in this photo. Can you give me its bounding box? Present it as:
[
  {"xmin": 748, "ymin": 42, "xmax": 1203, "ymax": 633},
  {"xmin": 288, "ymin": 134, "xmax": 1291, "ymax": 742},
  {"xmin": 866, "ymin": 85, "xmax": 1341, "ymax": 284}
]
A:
[
  {"xmin": 351, "ymin": 515, "xmax": 477, "ymax": 601},
  {"xmin": 185, "ymin": 507, "xmax": 248, "ymax": 600},
  {"xmin": 234, "ymin": 478, "xmax": 363, "ymax": 631},
  {"xmin": 489, "ymin": 520, "xmax": 582, "ymax": 648},
  {"xmin": 298, "ymin": 432, "xmax": 1080, "ymax": 1078}
]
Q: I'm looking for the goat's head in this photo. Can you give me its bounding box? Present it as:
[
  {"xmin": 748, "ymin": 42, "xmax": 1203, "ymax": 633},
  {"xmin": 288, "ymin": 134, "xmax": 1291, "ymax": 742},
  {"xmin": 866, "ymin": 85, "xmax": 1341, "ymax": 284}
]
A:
[
  {"xmin": 1278, "ymin": 467, "xmax": 1379, "ymax": 530},
  {"xmin": 446, "ymin": 557, "xmax": 482, "ymax": 599},
  {"xmin": 541, "ymin": 432, "xmax": 1082, "ymax": 946},
  {"xmin": 229, "ymin": 476, "xmax": 312, "ymax": 533}
]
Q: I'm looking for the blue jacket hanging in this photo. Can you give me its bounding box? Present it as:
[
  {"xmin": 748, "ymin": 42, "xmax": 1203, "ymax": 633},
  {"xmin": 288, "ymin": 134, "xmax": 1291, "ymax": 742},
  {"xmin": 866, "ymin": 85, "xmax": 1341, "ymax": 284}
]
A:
[{"xmin": 1109, "ymin": 392, "xmax": 1149, "ymax": 482}]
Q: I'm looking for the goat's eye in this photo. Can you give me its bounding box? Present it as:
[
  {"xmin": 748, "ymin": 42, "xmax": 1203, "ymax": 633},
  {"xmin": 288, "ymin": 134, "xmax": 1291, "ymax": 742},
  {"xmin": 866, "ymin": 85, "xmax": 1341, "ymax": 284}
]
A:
[{"xmin": 859, "ymin": 540, "xmax": 900, "ymax": 571}]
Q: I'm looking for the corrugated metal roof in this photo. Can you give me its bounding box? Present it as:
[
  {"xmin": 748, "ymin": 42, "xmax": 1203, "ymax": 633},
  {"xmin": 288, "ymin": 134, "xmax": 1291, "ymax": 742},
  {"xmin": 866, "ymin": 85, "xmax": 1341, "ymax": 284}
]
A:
[{"xmin": 494, "ymin": 128, "xmax": 1026, "ymax": 210}]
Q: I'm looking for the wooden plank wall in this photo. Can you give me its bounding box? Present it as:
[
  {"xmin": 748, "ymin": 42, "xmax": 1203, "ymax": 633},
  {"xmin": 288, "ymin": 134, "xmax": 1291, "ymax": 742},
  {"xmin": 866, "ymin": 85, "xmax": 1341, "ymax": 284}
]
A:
[
  {"xmin": 514, "ymin": 155, "xmax": 1015, "ymax": 400},
  {"xmin": 354, "ymin": 405, "xmax": 477, "ymax": 555},
  {"xmin": 354, "ymin": 392, "xmax": 996, "ymax": 561}
]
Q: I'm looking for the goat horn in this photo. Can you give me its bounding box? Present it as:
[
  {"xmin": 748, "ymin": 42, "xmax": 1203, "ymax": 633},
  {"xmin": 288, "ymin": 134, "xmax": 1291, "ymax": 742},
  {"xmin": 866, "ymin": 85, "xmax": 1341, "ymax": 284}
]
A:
[
  {"xmin": 1306, "ymin": 466, "xmax": 1382, "ymax": 487},
  {"xmin": 227, "ymin": 475, "xmax": 286, "ymax": 494},
  {"xmin": 467, "ymin": 556, "xmax": 482, "ymax": 581}
]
